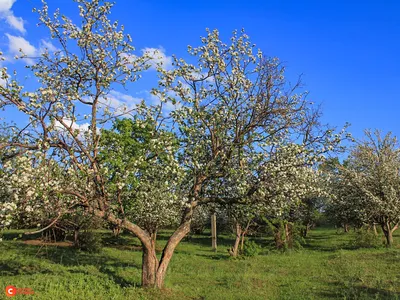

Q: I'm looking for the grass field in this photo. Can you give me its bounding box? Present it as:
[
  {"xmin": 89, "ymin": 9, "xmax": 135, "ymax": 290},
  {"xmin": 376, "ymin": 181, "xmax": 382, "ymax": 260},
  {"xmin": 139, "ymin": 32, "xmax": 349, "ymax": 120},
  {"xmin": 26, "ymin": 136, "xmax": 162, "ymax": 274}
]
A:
[{"xmin": 0, "ymin": 227, "xmax": 399, "ymax": 299}]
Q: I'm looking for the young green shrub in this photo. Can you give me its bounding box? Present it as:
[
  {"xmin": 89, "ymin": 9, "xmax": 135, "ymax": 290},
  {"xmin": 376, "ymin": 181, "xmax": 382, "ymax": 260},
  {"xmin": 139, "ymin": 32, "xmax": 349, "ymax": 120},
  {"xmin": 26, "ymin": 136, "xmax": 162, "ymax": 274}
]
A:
[
  {"xmin": 75, "ymin": 230, "xmax": 102, "ymax": 253},
  {"xmin": 242, "ymin": 240, "xmax": 262, "ymax": 257},
  {"xmin": 351, "ymin": 228, "xmax": 383, "ymax": 249}
]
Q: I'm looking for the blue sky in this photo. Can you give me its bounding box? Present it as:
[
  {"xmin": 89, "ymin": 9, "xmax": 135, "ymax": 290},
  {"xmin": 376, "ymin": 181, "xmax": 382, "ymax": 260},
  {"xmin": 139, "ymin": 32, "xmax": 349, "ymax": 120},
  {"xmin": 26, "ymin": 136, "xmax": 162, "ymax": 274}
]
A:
[{"xmin": 1, "ymin": 0, "xmax": 399, "ymax": 141}]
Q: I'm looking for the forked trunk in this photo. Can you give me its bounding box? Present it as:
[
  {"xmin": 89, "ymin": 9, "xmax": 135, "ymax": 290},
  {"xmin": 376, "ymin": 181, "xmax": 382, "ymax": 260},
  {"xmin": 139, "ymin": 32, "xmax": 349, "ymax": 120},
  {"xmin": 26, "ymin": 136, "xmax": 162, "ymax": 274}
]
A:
[
  {"xmin": 381, "ymin": 220, "xmax": 398, "ymax": 247},
  {"xmin": 141, "ymin": 223, "xmax": 191, "ymax": 288},
  {"xmin": 91, "ymin": 199, "xmax": 194, "ymax": 289}
]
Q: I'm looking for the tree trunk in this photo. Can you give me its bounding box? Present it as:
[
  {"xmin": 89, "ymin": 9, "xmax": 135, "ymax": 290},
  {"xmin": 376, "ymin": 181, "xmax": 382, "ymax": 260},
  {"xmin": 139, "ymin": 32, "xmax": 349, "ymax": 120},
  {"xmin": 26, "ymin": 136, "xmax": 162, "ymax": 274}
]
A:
[
  {"xmin": 302, "ymin": 224, "xmax": 311, "ymax": 238},
  {"xmin": 373, "ymin": 223, "xmax": 378, "ymax": 236},
  {"xmin": 112, "ymin": 225, "xmax": 121, "ymax": 237},
  {"xmin": 90, "ymin": 201, "xmax": 194, "ymax": 289},
  {"xmin": 229, "ymin": 222, "xmax": 242, "ymax": 257},
  {"xmin": 284, "ymin": 223, "xmax": 289, "ymax": 241},
  {"xmin": 273, "ymin": 223, "xmax": 284, "ymax": 249},
  {"xmin": 381, "ymin": 221, "xmax": 394, "ymax": 247},
  {"xmin": 74, "ymin": 228, "xmax": 80, "ymax": 247},
  {"xmin": 383, "ymin": 228, "xmax": 393, "ymax": 247},
  {"xmin": 141, "ymin": 243, "xmax": 159, "ymax": 287},
  {"xmin": 344, "ymin": 224, "xmax": 349, "ymax": 233},
  {"xmin": 240, "ymin": 233, "xmax": 245, "ymax": 252},
  {"xmin": 155, "ymin": 217, "xmax": 192, "ymax": 288},
  {"xmin": 240, "ymin": 220, "xmax": 251, "ymax": 252},
  {"xmin": 284, "ymin": 223, "xmax": 293, "ymax": 249},
  {"xmin": 386, "ymin": 230, "xmax": 393, "ymax": 246}
]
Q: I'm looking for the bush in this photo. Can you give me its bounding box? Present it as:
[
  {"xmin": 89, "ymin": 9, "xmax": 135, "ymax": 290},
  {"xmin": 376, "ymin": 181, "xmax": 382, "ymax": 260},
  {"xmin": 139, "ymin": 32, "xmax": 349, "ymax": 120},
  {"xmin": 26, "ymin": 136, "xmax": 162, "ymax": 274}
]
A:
[
  {"xmin": 242, "ymin": 240, "xmax": 262, "ymax": 257},
  {"xmin": 351, "ymin": 229, "xmax": 383, "ymax": 249},
  {"xmin": 75, "ymin": 231, "xmax": 102, "ymax": 253}
]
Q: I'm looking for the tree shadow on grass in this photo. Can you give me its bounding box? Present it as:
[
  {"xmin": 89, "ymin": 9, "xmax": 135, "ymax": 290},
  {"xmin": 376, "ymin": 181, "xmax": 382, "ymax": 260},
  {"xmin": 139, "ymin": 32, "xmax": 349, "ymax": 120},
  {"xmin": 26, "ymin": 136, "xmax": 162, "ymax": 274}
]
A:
[
  {"xmin": 0, "ymin": 261, "xmax": 54, "ymax": 276},
  {"xmin": 302, "ymin": 230, "xmax": 358, "ymax": 252},
  {"xmin": 192, "ymin": 253, "xmax": 230, "ymax": 260},
  {"xmin": 301, "ymin": 242, "xmax": 354, "ymax": 252},
  {"xmin": 318, "ymin": 281, "xmax": 400, "ymax": 300},
  {"xmin": 98, "ymin": 265, "xmax": 139, "ymax": 288},
  {"xmin": 181, "ymin": 235, "xmax": 235, "ymax": 248},
  {"xmin": 1, "ymin": 230, "xmax": 42, "ymax": 241},
  {"xmin": 1, "ymin": 241, "xmax": 142, "ymax": 287},
  {"xmin": 366, "ymin": 251, "xmax": 400, "ymax": 264}
]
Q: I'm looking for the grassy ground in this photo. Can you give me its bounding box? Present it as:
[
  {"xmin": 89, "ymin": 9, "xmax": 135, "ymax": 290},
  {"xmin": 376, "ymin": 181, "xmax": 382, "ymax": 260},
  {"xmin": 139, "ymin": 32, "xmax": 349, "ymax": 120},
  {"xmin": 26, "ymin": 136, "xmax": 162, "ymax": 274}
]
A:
[{"xmin": 0, "ymin": 227, "xmax": 399, "ymax": 299}]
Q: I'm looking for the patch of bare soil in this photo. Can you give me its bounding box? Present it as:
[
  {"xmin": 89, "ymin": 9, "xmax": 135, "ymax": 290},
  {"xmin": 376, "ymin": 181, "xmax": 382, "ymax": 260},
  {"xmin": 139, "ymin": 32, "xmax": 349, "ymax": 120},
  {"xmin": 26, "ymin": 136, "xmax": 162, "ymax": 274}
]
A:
[{"xmin": 23, "ymin": 239, "xmax": 73, "ymax": 247}]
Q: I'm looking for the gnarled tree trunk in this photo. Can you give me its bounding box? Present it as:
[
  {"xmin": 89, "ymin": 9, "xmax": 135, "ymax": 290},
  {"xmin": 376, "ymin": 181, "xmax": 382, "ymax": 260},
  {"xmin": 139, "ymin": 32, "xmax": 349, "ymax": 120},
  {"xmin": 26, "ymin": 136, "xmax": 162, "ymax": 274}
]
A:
[
  {"xmin": 142, "ymin": 207, "xmax": 193, "ymax": 288},
  {"xmin": 141, "ymin": 231, "xmax": 159, "ymax": 287},
  {"xmin": 89, "ymin": 191, "xmax": 197, "ymax": 289}
]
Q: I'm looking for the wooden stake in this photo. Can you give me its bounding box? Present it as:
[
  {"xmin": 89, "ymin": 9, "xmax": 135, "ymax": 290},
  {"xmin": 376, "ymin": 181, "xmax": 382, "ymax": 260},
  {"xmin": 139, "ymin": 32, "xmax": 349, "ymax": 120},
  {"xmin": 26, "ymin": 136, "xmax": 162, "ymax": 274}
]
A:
[{"xmin": 211, "ymin": 213, "xmax": 217, "ymax": 251}]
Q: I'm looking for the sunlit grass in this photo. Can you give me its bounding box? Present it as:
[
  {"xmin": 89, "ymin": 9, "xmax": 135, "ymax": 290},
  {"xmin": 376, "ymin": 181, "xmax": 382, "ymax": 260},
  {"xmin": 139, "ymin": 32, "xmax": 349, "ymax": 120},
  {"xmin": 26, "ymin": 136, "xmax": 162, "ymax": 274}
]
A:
[{"xmin": 0, "ymin": 227, "xmax": 399, "ymax": 299}]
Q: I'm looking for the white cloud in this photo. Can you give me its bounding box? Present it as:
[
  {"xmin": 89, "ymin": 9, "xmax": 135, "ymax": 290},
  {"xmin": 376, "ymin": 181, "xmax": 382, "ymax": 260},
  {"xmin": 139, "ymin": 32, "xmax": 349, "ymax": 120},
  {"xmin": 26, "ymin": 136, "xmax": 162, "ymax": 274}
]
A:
[
  {"xmin": 119, "ymin": 47, "xmax": 173, "ymax": 71},
  {"xmin": 99, "ymin": 90, "xmax": 143, "ymax": 115},
  {"xmin": 120, "ymin": 52, "xmax": 138, "ymax": 66},
  {"xmin": 6, "ymin": 34, "xmax": 36, "ymax": 64},
  {"xmin": 0, "ymin": 0, "xmax": 26, "ymax": 33},
  {"xmin": 0, "ymin": 52, "xmax": 6, "ymax": 86},
  {"xmin": 5, "ymin": 14, "xmax": 24, "ymax": 33},
  {"xmin": 138, "ymin": 90, "xmax": 181, "ymax": 114},
  {"xmin": 53, "ymin": 118, "xmax": 92, "ymax": 139},
  {"xmin": 0, "ymin": 67, "xmax": 7, "ymax": 86},
  {"xmin": 0, "ymin": 0, "xmax": 14, "ymax": 12},
  {"xmin": 142, "ymin": 47, "xmax": 173, "ymax": 70},
  {"xmin": 5, "ymin": 35, "xmax": 58, "ymax": 65},
  {"xmin": 39, "ymin": 40, "xmax": 58, "ymax": 53}
]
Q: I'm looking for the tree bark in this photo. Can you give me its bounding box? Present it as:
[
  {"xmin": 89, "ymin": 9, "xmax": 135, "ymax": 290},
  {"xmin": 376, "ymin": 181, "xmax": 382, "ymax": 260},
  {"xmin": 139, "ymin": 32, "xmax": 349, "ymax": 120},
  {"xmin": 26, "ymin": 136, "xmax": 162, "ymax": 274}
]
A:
[
  {"xmin": 141, "ymin": 242, "xmax": 159, "ymax": 287},
  {"xmin": 240, "ymin": 220, "xmax": 252, "ymax": 252},
  {"xmin": 273, "ymin": 223, "xmax": 284, "ymax": 249},
  {"xmin": 74, "ymin": 228, "xmax": 80, "ymax": 247},
  {"xmin": 229, "ymin": 222, "xmax": 242, "ymax": 257},
  {"xmin": 284, "ymin": 223, "xmax": 293, "ymax": 249},
  {"xmin": 381, "ymin": 221, "xmax": 394, "ymax": 247},
  {"xmin": 302, "ymin": 224, "xmax": 311, "ymax": 238},
  {"xmin": 155, "ymin": 213, "xmax": 192, "ymax": 288},
  {"xmin": 240, "ymin": 233, "xmax": 245, "ymax": 252},
  {"xmin": 373, "ymin": 223, "xmax": 378, "ymax": 236},
  {"xmin": 112, "ymin": 225, "xmax": 121, "ymax": 237},
  {"xmin": 89, "ymin": 203, "xmax": 194, "ymax": 288}
]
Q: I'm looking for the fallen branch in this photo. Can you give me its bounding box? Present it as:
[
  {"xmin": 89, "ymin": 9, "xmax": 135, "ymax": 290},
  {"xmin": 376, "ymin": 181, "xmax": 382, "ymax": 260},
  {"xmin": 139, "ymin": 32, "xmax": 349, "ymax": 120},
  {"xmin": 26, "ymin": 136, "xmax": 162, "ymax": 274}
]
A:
[{"xmin": 24, "ymin": 213, "xmax": 62, "ymax": 235}]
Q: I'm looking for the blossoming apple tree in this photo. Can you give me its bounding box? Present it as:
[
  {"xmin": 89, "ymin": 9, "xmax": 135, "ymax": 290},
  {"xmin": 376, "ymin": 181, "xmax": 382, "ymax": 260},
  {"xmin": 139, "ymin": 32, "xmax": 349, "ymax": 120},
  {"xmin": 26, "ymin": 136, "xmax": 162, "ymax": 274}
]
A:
[
  {"xmin": 338, "ymin": 130, "xmax": 400, "ymax": 246},
  {"xmin": 0, "ymin": 0, "xmax": 346, "ymax": 288}
]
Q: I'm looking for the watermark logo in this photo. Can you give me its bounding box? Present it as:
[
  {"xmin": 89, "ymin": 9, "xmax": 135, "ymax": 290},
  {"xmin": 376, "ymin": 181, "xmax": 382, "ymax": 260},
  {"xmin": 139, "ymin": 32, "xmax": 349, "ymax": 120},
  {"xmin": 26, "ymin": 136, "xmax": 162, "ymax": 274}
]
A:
[
  {"xmin": 5, "ymin": 286, "xmax": 34, "ymax": 297},
  {"xmin": 5, "ymin": 286, "xmax": 16, "ymax": 297}
]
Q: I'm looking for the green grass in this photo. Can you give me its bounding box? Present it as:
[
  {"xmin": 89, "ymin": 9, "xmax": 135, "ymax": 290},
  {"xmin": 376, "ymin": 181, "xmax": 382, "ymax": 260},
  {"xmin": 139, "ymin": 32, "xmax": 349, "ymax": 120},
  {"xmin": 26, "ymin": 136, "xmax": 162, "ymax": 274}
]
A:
[{"xmin": 0, "ymin": 227, "xmax": 399, "ymax": 299}]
